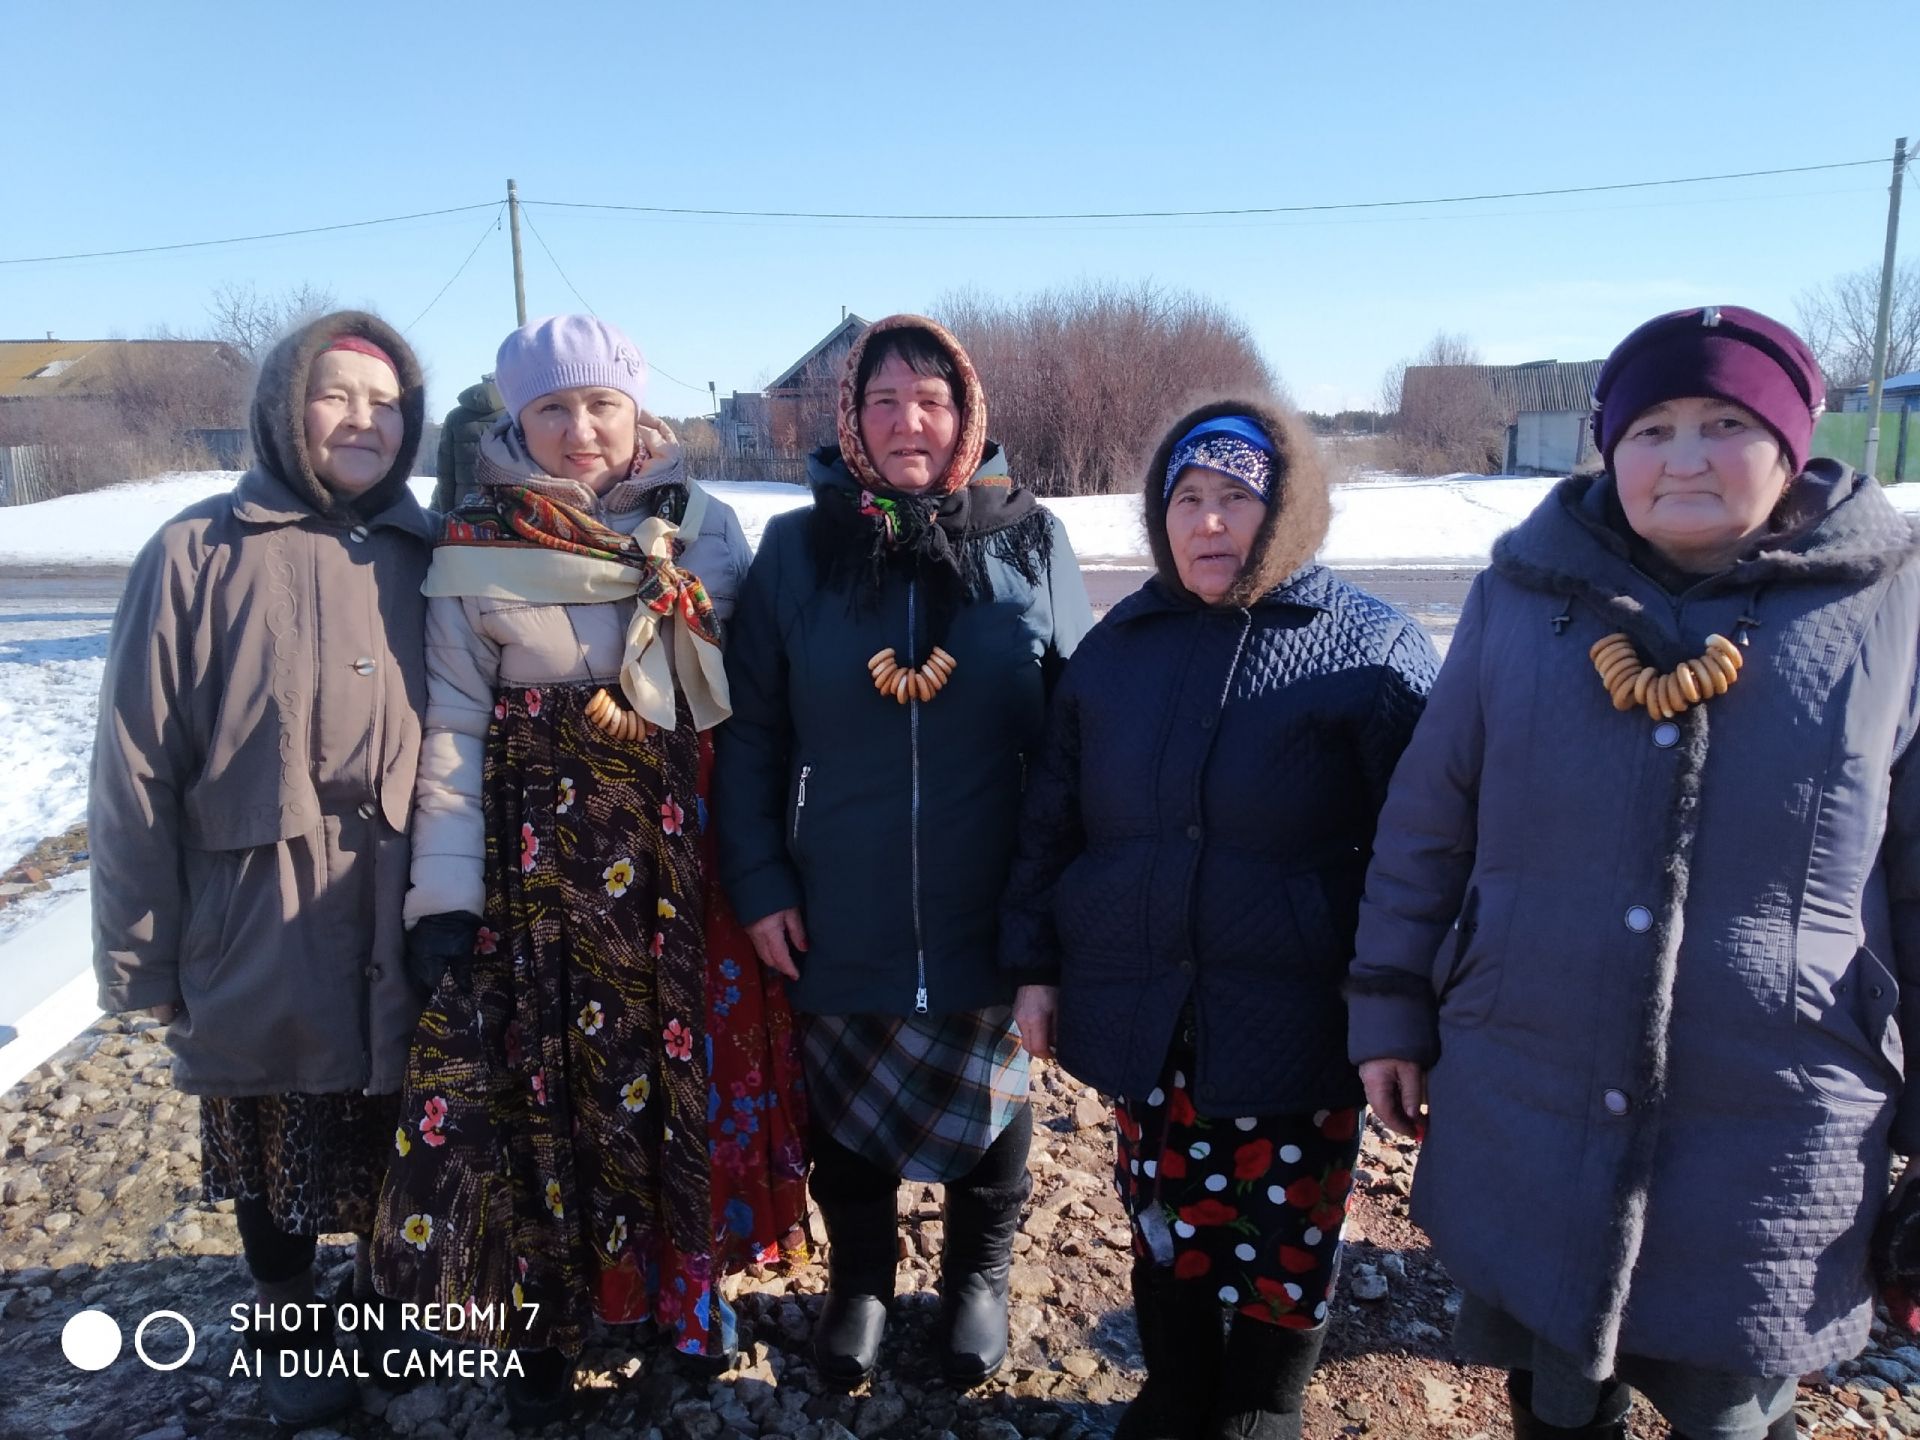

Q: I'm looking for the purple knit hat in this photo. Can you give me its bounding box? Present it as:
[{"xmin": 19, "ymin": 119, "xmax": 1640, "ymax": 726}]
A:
[
  {"xmin": 494, "ymin": 314, "xmax": 648, "ymax": 422},
  {"xmin": 1591, "ymin": 305, "xmax": 1824, "ymax": 474}
]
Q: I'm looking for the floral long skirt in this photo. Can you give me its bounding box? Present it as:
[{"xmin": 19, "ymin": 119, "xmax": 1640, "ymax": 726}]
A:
[
  {"xmin": 374, "ymin": 684, "xmax": 807, "ymax": 1356},
  {"xmin": 1115, "ymin": 1044, "xmax": 1362, "ymax": 1330}
]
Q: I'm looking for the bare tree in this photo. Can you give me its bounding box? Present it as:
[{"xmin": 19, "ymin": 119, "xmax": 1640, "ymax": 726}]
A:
[
  {"xmin": 1382, "ymin": 332, "xmax": 1505, "ymax": 475},
  {"xmin": 1795, "ymin": 262, "xmax": 1920, "ymax": 394},
  {"xmin": 206, "ymin": 281, "xmax": 338, "ymax": 366},
  {"xmin": 931, "ymin": 279, "xmax": 1280, "ymax": 496}
]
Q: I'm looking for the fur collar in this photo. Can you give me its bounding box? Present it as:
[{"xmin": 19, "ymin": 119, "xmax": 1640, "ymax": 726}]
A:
[
  {"xmin": 1490, "ymin": 465, "xmax": 1920, "ymax": 664},
  {"xmin": 1142, "ymin": 398, "xmax": 1330, "ymax": 609}
]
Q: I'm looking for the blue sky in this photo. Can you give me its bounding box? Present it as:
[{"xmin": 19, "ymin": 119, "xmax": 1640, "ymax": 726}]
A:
[{"xmin": 5, "ymin": 1, "xmax": 1914, "ymax": 418}]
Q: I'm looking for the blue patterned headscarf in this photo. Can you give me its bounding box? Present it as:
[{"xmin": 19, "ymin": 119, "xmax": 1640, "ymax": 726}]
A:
[{"xmin": 1163, "ymin": 414, "xmax": 1275, "ymax": 502}]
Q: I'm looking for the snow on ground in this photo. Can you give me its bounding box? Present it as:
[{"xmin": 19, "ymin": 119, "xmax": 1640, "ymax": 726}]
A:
[{"xmin": 0, "ymin": 603, "xmax": 110, "ymax": 871}]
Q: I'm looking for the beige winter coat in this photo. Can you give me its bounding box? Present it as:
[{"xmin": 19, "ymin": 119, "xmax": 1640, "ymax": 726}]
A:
[
  {"xmin": 405, "ymin": 451, "xmax": 752, "ymax": 924},
  {"xmin": 90, "ymin": 310, "xmax": 434, "ymax": 1097}
]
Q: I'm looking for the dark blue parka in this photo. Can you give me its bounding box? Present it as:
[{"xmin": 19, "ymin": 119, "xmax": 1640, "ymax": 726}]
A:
[
  {"xmin": 1000, "ymin": 400, "xmax": 1440, "ymax": 1115},
  {"xmin": 714, "ymin": 446, "xmax": 1094, "ymax": 1018}
]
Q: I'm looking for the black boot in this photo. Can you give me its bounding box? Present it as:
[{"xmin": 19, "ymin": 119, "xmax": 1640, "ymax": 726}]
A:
[
  {"xmin": 1114, "ymin": 1261, "xmax": 1226, "ymax": 1440},
  {"xmin": 1506, "ymin": 1371, "xmax": 1630, "ymax": 1440},
  {"xmin": 504, "ymin": 1347, "xmax": 574, "ymax": 1429},
  {"xmin": 938, "ymin": 1172, "xmax": 1029, "ymax": 1386},
  {"xmin": 1208, "ymin": 1316, "xmax": 1326, "ymax": 1440},
  {"xmin": 812, "ymin": 1138, "xmax": 901, "ymax": 1388},
  {"xmin": 938, "ymin": 1107, "xmax": 1034, "ymax": 1387},
  {"xmin": 253, "ymin": 1275, "xmax": 359, "ymax": 1428}
]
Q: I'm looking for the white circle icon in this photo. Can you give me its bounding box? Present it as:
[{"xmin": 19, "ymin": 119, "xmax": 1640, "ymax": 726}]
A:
[
  {"xmin": 134, "ymin": 1310, "xmax": 196, "ymax": 1371},
  {"xmin": 61, "ymin": 1310, "xmax": 123, "ymax": 1371}
]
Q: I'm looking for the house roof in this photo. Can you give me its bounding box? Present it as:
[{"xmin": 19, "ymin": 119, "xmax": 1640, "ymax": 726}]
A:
[
  {"xmin": 1402, "ymin": 359, "xmax": 1605, "ymax": 422},
  {"xmin": 1845, "ymin": 371, "xmax": 1920, "ymax": 394},
  {"xmin": 0, "ymin": 339, "xmax": 244, "ymax": 400},
  {"xmin": 766, "ymin": 314, "xmax": 870, "ymax": 392}
]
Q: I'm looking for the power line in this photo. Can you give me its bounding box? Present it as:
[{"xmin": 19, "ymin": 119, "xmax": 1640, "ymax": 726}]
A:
[
  {"xmin": 0, "ymin": 202, "xmax": 501, "ymax": 267},
  {"xmin": 405, "ymin": 205, "xmax": 506, "ymax": 332},
  {"xmin": 519, "ymin": 206, "xmax": 596, "ymax": 315},
  {"xmin": 524, "ymin": 157, "xmax": 1892, "ymax": 225},
  {"xmin": 518, "ymin": 208, "xmax": 710, "ymax": 398}
]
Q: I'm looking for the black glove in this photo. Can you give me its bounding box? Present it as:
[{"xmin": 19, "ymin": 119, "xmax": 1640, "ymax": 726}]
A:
[{"xmin": 405, "ymin": 911, "xmax": 484, "ymax": 994}]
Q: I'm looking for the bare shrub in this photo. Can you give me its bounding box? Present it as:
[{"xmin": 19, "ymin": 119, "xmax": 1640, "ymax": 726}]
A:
[
  {"xmin": 1383, "ymin": 332, "xmax": 1505, "ymax": 475},
  {"xmin": 931, "ymin": 280, "xmax": 1280, "ymax": 496},
  {"xmin": 1796, "ymin": 262, "xmax": 1920, "ymax": 394},
  {"xmin": 207, "ymin": 281, "xmax": 339, "ymax": 368}
]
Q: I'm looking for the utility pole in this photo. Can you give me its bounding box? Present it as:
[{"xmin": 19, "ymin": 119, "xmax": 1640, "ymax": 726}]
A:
[
  {"xmin": 1862, "ymin": 137, "xmax": 1908, "ymax": 483},
  {"xmin": 507, "ymin": 178, "xmax": 528, "ymax": 327}
]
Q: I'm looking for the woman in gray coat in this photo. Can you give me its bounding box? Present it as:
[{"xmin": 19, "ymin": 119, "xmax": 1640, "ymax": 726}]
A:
[
  {"xmin": 1349, "ymin": 306, "xmax": 1920, "ymax": 1440},
  {"xmin": 91, "ymin": 311, "xmax": 433, "ymax": 1427}
]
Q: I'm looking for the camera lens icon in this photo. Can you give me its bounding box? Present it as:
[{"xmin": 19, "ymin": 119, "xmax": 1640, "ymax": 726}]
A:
[{"xmin": 62, "ymin": 1309, "xmax": 196, "ymax": 1372}]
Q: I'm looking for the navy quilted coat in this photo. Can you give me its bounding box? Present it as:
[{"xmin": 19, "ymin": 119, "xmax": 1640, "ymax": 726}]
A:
[
  {"xmin": 1000, "ymin": 395, "xmax": 1440, "ymax": 1116},
  {"xmin": 1348, "ymin": 465, "xmax": 1920, "ymax": 1379}
]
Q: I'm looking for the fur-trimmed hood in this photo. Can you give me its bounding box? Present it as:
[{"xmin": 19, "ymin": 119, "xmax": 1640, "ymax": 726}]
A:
[
  {"xmin": 250, "ymin": 309, "xmax": 426, "ymax": 519},
  {"xmin": 1142, "ymin": 398, "xmax": 1331, "ymax": 608}
]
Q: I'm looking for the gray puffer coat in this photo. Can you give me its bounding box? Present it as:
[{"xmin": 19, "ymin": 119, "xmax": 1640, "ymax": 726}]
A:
[{"xmin": 1348, "ymin": 463, "xmax": 1920, "ymax": 1380}]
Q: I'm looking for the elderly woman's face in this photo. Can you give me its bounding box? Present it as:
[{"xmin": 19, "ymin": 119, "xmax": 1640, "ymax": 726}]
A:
[
  {"xmin": 520, "ymin": 386, "xmax": 639, "ymax": 493},
  {"xmin": 1167, "ymin": 467, "xmax": 1265, "ymax": 603},
  {"xmin": 304, "ymin": 350, "xmax": 404, "ymax": 498},
  {"xmin": 1613, "ymin": 396, "xmax": 1793, "ymax": 571},
  {"xmin": 859, "ymin": 353, "xmax": 959, "ymax": 493}
]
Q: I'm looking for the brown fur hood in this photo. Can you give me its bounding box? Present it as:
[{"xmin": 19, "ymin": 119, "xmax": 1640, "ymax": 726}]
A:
[{"xmin": 1142, "ymin": 397, "xmax": 1332, "ymax": 607}]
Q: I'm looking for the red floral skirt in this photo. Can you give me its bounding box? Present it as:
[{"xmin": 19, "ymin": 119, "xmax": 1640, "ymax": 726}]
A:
[{"xmin": 1115, "ymin": 1046, "xmax": 1361, "ymax": 1329}]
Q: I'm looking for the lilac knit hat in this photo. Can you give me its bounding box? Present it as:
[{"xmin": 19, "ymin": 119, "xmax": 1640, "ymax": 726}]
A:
[
  {"xmin": 1591, "ymin": 305, "xmax": 1824, "ymax": 474},
  {"xmin": 494, "ymin": 314, "xmax": 648, "ymax": 422}
]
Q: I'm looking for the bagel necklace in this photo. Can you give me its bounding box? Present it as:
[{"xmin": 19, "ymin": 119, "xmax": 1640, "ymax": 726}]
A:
[
  {"xmin": 1589, "ymin": 631, "xmax": 1744, "ymax": 721},
  {"xmin": 868, "ymin": 646, "xmax": 957, "ymax": 704},
  {"xmin": 583, "ymin": 687, "xmax": 656, "ymax": 742}
]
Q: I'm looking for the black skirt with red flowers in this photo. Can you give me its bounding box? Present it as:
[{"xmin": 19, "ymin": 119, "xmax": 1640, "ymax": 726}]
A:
[{"xmin": 1114, "ymin": 1044, "xmax": 1362, "ymax": 1329}]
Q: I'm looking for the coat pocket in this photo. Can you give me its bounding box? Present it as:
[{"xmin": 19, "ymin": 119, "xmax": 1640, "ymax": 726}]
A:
[
  {"xmin": 1438, "ymin": 878, "xmax": 1510, "ymax": 1031},
  {"xmin": 1796, "ymin": 944, "xmax": 1903, "ymax": 1108},
  {"xmin": 178, "ymin": 846, "xmax": 243, "ymax": 992}
]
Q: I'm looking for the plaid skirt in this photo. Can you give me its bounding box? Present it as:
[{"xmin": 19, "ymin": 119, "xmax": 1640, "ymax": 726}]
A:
[{"xmin": 802, "ymin": 1005, "xmax": 1028, "ymax": 1183}]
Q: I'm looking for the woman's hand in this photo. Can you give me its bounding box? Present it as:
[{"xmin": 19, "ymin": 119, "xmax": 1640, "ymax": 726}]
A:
[
  {"xmin": 746, "ymin": 908, "xmax": 807, "ymax": 981},
  {"xmin": 145, "ymin": 1003, "xmax": 178, "ymax": 1025},
  {"xmin": 1896, "ymin": 1155, "xmax": 1920, "ymax": 1204},
  {"xmin": 1013, "ymin": 985, "xmax": 1058, "ymax": 1061},
  {"xmin": 634, "ymin": 412, "xmax": 682, "ymax": 480},
  {"xmin": 1359, "ymin": 1058, "xmax": 1428, "ymax": 1139}
]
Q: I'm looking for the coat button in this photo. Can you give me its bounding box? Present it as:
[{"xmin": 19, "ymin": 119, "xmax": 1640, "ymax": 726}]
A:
[
  {"xmin": 1201, "ymin": 715, "xmax": 1215, "ymax": 730},
  {"xmin": 349, "ymin": 525, "xmax": 370, "ymax": 543},
  {"xmin": 1624, "ymin": 905, "xmax": 1653, "ymax": 933},
  {"xmin": 352, "ymin": 657, "xmax": 376, "ymax": 676},
  {"xmin": 1186, "ymin": 824, "xmax": 1202, "ymax": 841},
  {"xmin": 1603, "ymin": 1089, "xmax": 1630, "ymax": 1115},
  {"xmin": 1652, "ymin": 721, "xmax": 1680, "ymax": 748},
  {"xmin": 365, "ymin": 964, "xmax": 382, "ymax": 980},
  {"xmin": 357, "ymin": 801, "xmax": 377, "ymax": 820}
]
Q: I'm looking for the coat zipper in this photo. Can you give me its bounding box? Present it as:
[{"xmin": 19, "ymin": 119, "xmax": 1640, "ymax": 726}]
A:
[
  {"xmin": 792, "ymin": 764, "xmax": 811, "ymax": 843},
  {"xmin": 908, "ymin": 581, "xmax": 929, "ymax": 1014}
]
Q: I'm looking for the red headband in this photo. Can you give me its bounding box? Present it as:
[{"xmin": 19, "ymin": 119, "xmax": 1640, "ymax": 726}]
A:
[{"xmin": 321, "ymin": 335, "xmax": 398, "ymax": 376}]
